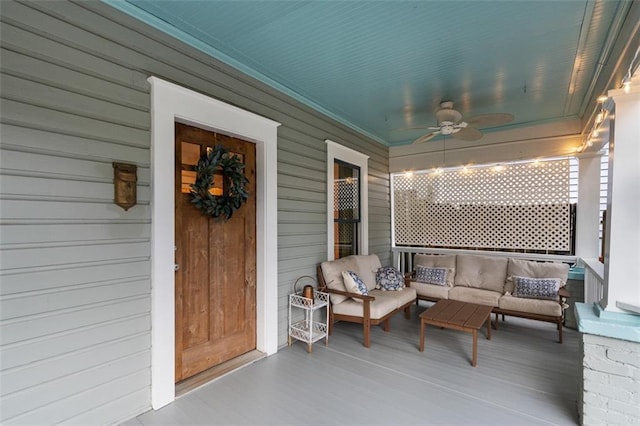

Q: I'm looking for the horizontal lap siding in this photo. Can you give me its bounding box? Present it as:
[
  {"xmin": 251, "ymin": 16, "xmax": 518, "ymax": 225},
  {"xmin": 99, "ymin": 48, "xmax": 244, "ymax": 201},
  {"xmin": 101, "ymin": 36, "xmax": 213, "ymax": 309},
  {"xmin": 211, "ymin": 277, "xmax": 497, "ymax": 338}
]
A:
[{"xmin": 0, "ymin": 0, "xmax": 390, "ymax": 424}]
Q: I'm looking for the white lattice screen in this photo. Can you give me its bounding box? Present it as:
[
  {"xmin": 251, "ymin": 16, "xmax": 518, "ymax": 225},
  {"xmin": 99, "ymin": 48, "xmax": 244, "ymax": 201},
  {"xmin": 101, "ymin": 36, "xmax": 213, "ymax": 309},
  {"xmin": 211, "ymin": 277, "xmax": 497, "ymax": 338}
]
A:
[
  {"xmin": 393, "ymin": 160, "xmax": 571, "ymax": 251},
  {"xmin": 334, "ymin": 178, "xmax": 359, "ymax": 216}
]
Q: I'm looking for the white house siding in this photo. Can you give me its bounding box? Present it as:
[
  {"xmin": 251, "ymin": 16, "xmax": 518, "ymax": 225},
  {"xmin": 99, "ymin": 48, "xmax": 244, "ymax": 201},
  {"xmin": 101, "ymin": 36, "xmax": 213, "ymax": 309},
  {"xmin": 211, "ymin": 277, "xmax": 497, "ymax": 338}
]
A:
[{"xmin": 0, "ymin": 1, "xmax": 391, "ymax": 424}]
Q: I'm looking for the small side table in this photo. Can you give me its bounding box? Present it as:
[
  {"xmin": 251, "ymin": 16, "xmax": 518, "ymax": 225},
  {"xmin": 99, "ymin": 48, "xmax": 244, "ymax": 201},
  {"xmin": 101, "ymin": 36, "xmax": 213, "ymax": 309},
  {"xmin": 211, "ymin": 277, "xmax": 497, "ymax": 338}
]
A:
[{"xmin": 288, "ymin": 290, "xmax": 329, "ymax": 353}]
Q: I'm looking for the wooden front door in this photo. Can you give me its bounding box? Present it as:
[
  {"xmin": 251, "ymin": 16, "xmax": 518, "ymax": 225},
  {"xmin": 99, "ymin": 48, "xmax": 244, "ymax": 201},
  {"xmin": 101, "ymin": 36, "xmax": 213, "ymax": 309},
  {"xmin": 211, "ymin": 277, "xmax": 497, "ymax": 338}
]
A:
[{"xmin": 174, "ymin": 122, "xmax": 256, "ymax": 382}]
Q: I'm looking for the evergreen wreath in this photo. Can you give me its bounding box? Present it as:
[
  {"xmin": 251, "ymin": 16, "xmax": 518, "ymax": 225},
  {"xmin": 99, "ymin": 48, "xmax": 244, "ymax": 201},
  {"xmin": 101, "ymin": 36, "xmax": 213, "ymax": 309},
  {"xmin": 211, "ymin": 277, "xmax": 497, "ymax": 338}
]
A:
[{"xmin": 190, "ymin": 145, "xmax": 249, "ymax": 220}]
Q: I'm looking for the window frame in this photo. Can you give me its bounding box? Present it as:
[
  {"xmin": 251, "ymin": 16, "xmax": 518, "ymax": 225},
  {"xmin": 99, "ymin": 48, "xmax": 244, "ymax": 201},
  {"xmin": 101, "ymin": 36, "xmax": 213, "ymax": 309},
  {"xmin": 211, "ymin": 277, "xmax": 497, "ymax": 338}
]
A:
[
  {"xmin": 326, "ymin": 140, "xmax": 369, "ymax": 260},
  {"xmin": 333, "ymin": 159, "xmax": 361, "ymax": 258}
]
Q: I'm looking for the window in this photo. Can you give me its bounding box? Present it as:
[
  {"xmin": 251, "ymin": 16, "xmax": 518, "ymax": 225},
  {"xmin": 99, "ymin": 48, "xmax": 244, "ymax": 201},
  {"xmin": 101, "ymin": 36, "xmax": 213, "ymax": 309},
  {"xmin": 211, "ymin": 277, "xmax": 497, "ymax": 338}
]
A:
[
  {"xmin": 326, "ymin": 140, "xmax": 369, "ymax": 260},
  {"xmin": 333, "ymin": 160, "xmax": 360, "ymax": 258}
]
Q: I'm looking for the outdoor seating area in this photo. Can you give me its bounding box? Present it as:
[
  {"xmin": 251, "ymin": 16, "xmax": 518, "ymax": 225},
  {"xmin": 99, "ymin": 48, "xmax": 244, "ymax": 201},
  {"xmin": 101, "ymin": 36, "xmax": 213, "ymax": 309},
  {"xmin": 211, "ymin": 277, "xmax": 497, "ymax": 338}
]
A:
[
  {"xmin": 407, "ymin": 253, "xmax": 571, "ymax": 343},
  {"xmin": 317, "ymin": 253, "xmax": 571, "ymax": 350},
  {"xmin": 2, "ymin": 2, "xmax": 638, "ymax": 424},
  {"xmin": 125, "ymin": 302, "xmax": 581, "ymax": 425}
]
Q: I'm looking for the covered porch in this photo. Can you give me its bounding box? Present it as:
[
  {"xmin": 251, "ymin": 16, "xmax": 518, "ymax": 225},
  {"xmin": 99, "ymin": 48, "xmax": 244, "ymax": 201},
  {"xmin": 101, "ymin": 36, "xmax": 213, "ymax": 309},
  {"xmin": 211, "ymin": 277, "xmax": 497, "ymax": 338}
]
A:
[{"xmin": 126, "ymin": 303, "xmax": 580, "ymax": 425}]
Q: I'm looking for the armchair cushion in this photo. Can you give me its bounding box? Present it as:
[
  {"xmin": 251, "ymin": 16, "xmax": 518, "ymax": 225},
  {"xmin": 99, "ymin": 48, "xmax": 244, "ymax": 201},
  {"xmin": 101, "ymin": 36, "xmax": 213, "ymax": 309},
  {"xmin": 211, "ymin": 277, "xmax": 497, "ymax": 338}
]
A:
[
  {"xmin": 355, "ymin": 254, "xmax": 383, "ymax": 291},
  {"xmin": 320, "ymin": 256, "xmax": 360, "ymax": 304},
  {"xmin": 332, "ymin": 288, "xmax": 417, "ymax": 319}
]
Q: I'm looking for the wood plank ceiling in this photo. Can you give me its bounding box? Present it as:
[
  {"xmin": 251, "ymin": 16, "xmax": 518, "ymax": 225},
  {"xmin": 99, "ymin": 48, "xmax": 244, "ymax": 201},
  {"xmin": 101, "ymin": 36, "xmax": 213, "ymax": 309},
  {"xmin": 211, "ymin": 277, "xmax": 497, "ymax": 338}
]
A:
[{"xmin": 113, "ymin": 0, "xmax": 631, "ymax": 146}]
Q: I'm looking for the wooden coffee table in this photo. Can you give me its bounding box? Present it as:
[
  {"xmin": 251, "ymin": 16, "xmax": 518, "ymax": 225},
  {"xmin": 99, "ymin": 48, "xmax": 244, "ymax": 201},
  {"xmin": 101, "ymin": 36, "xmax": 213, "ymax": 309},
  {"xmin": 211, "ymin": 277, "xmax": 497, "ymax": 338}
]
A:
[{"xmin": 419, "ymin": 299, "xmax": 493, "ymax": 367}]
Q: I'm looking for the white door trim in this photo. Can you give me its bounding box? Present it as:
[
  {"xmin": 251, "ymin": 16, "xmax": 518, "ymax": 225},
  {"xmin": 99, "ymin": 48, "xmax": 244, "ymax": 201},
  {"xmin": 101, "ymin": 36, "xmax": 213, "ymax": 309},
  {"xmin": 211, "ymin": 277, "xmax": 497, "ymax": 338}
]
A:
[
  {"xmin": 148, "ymin": 77, "xmax": 280, "ymax": 409},
  {"xmin": 325, "ymin": 140, "xmax": 369, "ymax": 260}
]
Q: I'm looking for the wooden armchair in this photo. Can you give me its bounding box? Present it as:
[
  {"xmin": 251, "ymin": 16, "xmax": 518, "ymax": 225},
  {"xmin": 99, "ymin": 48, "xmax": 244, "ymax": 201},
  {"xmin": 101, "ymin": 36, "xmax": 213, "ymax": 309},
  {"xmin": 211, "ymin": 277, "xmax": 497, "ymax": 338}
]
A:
[{"xmin": 316, "ymin": 255, "xmax": 417, "ymax": 348}]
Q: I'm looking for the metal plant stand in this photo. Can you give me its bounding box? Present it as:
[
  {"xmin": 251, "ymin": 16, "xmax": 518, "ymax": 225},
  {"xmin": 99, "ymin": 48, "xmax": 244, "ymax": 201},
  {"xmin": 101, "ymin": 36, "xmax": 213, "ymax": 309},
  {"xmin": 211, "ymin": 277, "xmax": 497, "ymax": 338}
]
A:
[{"xmin": 288, "ymin": 277, "xmax": 329, "ymax": 353}]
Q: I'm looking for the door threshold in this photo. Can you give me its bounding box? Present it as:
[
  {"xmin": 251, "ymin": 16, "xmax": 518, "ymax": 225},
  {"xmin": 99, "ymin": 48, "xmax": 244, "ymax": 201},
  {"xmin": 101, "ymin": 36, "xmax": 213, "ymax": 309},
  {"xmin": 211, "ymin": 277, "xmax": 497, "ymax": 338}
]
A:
[{"xmin": 175, "ymin": 350, "xmax": 265, "ymax": 397}]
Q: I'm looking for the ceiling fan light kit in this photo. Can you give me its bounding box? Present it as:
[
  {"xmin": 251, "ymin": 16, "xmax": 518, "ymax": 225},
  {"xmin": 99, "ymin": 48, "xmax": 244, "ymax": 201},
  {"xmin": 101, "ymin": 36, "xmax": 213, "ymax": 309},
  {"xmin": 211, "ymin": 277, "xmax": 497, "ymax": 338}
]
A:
[{"xmin": 412, "ymin": 101, "xmax": 514, "ymax": 144}]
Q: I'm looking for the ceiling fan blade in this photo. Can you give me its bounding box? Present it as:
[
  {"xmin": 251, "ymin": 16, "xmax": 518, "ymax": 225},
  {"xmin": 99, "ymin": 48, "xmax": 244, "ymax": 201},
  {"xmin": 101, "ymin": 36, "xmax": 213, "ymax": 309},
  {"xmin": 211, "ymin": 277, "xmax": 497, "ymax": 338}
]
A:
[
  {"xmin": 390, "ymin": 125, "xmax": 440, "ymax": 133},
  {"xmin": 466, "ymin": 113, "xmax": 514, "ymax": 128},
  {"xmin": 412, "ymin": 132, "xmax": 439, "ymax": 144},
  {"xmin": 452, "ymin": 127, "xmax": 482, "ymax": 141}
]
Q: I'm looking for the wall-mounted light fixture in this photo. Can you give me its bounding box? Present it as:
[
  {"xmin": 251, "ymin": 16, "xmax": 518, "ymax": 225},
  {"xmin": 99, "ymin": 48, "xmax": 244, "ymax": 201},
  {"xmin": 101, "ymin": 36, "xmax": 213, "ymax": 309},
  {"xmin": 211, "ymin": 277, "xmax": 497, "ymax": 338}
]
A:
[{"xmin": 113, "ymin": 162, "xmax": 137, "ymax": 210}]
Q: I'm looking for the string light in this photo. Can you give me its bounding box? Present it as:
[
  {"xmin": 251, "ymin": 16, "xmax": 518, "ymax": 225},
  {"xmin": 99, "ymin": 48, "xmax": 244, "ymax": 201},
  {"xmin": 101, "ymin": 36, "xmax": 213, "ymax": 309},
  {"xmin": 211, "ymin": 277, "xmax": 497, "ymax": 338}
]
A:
[
  {"xmin": 579, "ymin": 43, "xmax": 639, "ymax": 153},
  {"xmin": 595, "ymin": 112, "xmax": 604, "ymax": 124},
  {"xmin": 393, "ymin": 157, "xmax": 573, "ymax": 180},
  {"xmin": 622, "ymin": 44, "xmax": 639, "ymax": 94},
  {"xmin": 622, "ymin": 75, "xmax": 632, "ymax": 94}
]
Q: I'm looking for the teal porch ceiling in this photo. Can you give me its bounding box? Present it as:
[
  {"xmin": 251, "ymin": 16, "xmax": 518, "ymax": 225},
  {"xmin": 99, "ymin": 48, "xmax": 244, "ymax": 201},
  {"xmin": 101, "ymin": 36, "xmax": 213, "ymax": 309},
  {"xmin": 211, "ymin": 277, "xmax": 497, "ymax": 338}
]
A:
[{"xmin": 112, "ymin": 0, "xmax": 631, "ymax": 146}]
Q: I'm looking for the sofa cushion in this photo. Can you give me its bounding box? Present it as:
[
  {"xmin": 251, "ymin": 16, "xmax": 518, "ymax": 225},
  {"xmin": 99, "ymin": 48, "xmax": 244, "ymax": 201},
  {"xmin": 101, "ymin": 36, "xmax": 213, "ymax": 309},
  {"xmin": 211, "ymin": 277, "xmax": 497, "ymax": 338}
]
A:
[
  {"xmin": 342, "ymin": 271, "xmax": 369, "ymax": 302},
  {"xmin": 512, "ymin": 276, "xmax": 561, "ymax": 300},
  {"xmin": 375, "ymin": 266, "xmax": 405, "ymax": 291},
  {"xmin": 449, "ymin": 286, "xmax": 501, "ymax": 307},
  {"xmin": 355, "ymin": 254, "xmax": 383, "ymax": 291},
  {"xmin": 455, "ymin": 254, "xmax": 508, "ymax": 293},
  {"xmin": 410, "ymin": 280, "xmax": 450, "ymax": 300},
  {"xmin": 499, "ymin": 294, "xmax": 562, "ymax": 317},
  {"xmin": 415, "ymin": 265, "xmax": 449, "ymax": 286},
  {"xmin": 391, "ymin": 286, "xmax": 418, "ymax": 308},
  {"xmin": 332, "ymin": 287, "xmax": 416, "ymax": 319},
  {"xmin": 320, "ymin": 256, "xmax": 360, "ymax": 304},
  {"xmin": 505, "ymin": 258, "xmax": 570, "ymax": 294},
  {"xmin": 414, "ymin": 254, "xmax": 456, "ymax": 285}
]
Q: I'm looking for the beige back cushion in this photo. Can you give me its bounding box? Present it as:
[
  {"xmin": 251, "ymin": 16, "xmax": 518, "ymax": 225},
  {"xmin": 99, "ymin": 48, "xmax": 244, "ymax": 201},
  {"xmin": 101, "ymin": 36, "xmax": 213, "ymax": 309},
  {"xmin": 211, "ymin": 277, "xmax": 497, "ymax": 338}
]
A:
[
  {"xmin": 505, "ymin": 258, "xmax": 570, "ymax": 294},
  {"xmin": 355, "ymin": 254, "xmax": 382, "ymax": 291},
  {"xmin": 320, "ymin": 254, "xmax": 382, "ymax": 303},
  {"xmin": 414, "ymin": 254, "xmax": 456, "ymax": 268},
  {"xmin": 320, "ymin": 255, "xmax": 359, "ymax": 304},
  {"xmin": 413, "ymin": 254, "xmax": 456, "ymax": 286},
  {"xmin": 454, "ymin": 254, "xmax": 508, "ymax": 293}
]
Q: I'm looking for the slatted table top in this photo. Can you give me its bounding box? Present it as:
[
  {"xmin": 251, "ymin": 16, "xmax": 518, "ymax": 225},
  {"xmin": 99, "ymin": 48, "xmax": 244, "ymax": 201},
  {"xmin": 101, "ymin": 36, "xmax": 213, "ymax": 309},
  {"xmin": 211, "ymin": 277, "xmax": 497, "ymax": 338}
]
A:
[{"xmin": 419, "ymin": 299, "xmax": 493, "ymax": 330}]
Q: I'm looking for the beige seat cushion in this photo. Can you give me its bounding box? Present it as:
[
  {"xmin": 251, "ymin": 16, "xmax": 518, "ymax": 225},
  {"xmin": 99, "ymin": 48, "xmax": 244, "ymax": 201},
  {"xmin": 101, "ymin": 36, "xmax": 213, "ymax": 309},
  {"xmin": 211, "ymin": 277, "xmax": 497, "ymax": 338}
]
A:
[
  {"xmin": 449, "ymin": 286, "xmax": 501, "ymax": 307},
  {"xmin": 389, "ymin": 286, "xmax": 417, "ymax": 308},
  {"xmin": 413, "ymin": 254, "xmax": 456, "ymax": 285},
  {"xmin": 410, "ymin": 281, "xmax": 450, "ymax": 300},
  {"xmin": 499, "ymin": 294, "xmax": 562, "ymax": 317},
  {"xmin": 455, "ymin": 254, "xmax": 508, "ymax": 293},
  {"xmin": 505, "ymin": 258, "xmax": 570, "ymax": 294},
  {"xmin": 333, "ymin": 288, "xmax": 416, "ymax": 319},
  {"xmin": 320, "ymin": 256, "xmax": 360, "ymax": 304}
]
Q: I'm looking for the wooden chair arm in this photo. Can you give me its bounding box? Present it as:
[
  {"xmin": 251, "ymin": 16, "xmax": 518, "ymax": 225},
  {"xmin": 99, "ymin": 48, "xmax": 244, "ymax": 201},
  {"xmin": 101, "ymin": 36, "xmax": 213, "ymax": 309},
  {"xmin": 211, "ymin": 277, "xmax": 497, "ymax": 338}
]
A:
[
  {"xmin": 323, "ymin": 287, "xmax": 375, "ymax": 302},
  {"xmin": 558, "ymin": 287, "xmax": 570, "ymax": 299},
  {"xmin": 404, "ymin": 271, "xmax": 415, "ymax": 287}
]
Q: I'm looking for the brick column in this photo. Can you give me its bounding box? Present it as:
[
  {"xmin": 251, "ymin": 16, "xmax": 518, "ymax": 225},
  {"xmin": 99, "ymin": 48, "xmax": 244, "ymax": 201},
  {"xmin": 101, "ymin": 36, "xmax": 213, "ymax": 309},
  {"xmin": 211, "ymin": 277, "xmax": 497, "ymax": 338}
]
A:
[{"xmin": 580, "ymin": 334, "xmax": 640, "ymax": 424}]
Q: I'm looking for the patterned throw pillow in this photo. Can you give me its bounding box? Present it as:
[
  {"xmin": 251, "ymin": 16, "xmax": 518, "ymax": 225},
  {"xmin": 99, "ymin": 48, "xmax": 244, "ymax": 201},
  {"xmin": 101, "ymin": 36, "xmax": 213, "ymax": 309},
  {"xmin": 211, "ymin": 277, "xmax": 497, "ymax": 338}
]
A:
[
  {"xmin": 414, "ymin": 265, "xmax": 448, "ymax": 286},
  {"xmin": 512, "ymin": 276, "xmax": 561, "ymax": 300},
  {"xmin": 375, "ymin": 266, "xmax": 405, "ymax": 291},
  {"xmin": 342, "ymin": 270, "xmax": 369, "ymax": 302}
]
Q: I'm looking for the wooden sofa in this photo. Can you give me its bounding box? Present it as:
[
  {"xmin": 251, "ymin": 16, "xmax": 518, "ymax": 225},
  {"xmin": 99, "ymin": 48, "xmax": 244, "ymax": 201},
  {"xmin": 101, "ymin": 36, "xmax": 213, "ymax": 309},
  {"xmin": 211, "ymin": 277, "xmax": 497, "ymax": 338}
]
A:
[
  {"xmin": 406, "ymin": 253, "xmax": 571, "ymax": 343},
  {"xmin": 317, "ymin": 254, "xmax": 417, "ymax": 347}
]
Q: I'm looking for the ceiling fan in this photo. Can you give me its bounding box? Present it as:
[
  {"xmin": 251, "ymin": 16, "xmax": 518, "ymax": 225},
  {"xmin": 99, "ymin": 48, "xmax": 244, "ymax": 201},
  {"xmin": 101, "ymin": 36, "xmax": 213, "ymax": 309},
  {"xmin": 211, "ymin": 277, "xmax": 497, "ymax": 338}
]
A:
[{"xmin": 411, "ymin": 101, "xmax": 514, "ymax": 144}]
